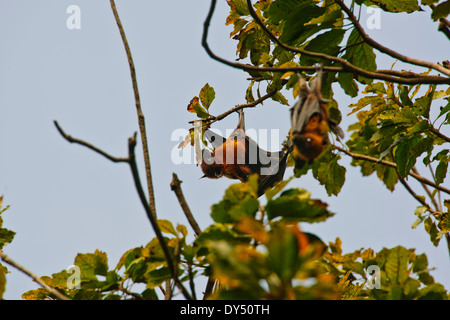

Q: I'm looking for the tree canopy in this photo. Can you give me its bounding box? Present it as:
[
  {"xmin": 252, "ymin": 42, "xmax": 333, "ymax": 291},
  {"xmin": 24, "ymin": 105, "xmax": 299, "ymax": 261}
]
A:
[{"xmin": 1, "ymin": 0, "xmax": 449, "ymax": 301}]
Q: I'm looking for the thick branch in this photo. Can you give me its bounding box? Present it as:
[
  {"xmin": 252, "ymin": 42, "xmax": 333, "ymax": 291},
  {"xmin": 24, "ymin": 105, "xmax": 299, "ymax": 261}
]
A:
[
  {"xmin": 201, "ymin": 0, "xmax": 450, "ymax": 85},
  {"xmin": 0, "ymin": 251, "xmax": 70, "ymax": 300},
  {"xmin": 110, "ymin": 0, "xmax": 157, "ymax": 219},
  {"xmin": 333, "ymin": 146, "xmax": 450, "ymax": 195},
  {"xmin": 245, "ymin": 0, "xmax": 450, "ymax": 83},
  {"xmin": 334, "ymin": 0, "xmax": 450, "ymax": 77},
  {"xmin": 170, "ymin": 173, "xmax": 202, "ymax": 237}
]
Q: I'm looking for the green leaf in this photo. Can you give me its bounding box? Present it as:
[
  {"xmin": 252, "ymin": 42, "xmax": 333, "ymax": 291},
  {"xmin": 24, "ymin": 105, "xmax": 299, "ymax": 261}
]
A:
[
  {"xmin": 158, "ymin": 219, "xmax": 177, "ymax": 236},
  {"xmin": 412, "ymin": 253, "xmax": 429, "ymax": 273},
  {"xmin": 338, "ymin": 72, "xmax": 359, "ymax": 97},
  {"xmin": 435, "ymin": 160, "xmax": 448, "ymax": 185},
  {"xmin": 210, "ymin": 177, "xmax": 259, "ymax": 223},
  {"xmin": 394, "ymin": 135, "xmax": 434, "ymax": 177},
  {"xmin": 424, "ymin": 217, "xmax": 440, "ymax": 246},
  {"xmin": 421, "ymin": 0, "xmax": 439, "ymax": 5},
  {"xmin": 271, "ymin": 2, "xmax": 326, "ymax": 46},
  {"xmin": 0, "ymin": 228, "xmax": 15, "ymax": 250},
  {"xmin": 267, "ymin": 224, "xmax": 300, "ymax": 282},
  {"xmin": 245, "ymin": 81, "xmax": 255, "ymax": 103},
  {"xmin": 199, "ymin": 83, "xmax": 216, "ymax": 110},
  {"xmin": 385, "ymin": 246, "xmax": 409, "ymax": 286},
  {"xmin": 343, "ymin": 28, "xmax": 377, "ymax": 84},
  {"xmin": 413, "ymin": 85, "xmax": 435, "ymax": 118},
  {"xmin": 195, "ymin": 224, "xmax": 249, "ymax": 248},
  {"xmin": 398, "ymin": 85, "xmax": 413, "ymax": 107},
  {"xmin": 227, "ymin": 0, "xmax": 250, "ymax": 16},
  {"xmin": 193, "ymin": 101, "xmax": 210, "ymax": 119},
  {"xmin": 367, "ymin": 0, "xmax": 421, "ymax": 13},
  {"xmin": 313, "ymin": 153, "xmax": 346, "ymax": 196},
  {"xmin": 266, "ymin": 189, "xmax": 334, "ymax": 222},
  {"xmin": 431, "ymin": 0, "xmax": 450, "ymax": 20},
  {"xmin": 300, "ymin": 29, "xmax": 346, "ymax": 66},
  {"xmin": 74, "ymin": 250, "xmax": 109, "ymax": 281},
  {"xmin": 146, "ymin": 267, "xmax": 173, "ymax": 289},
  {"xmin": 0, "ymin": 264, "xmax": 6, "ymax": 299}
]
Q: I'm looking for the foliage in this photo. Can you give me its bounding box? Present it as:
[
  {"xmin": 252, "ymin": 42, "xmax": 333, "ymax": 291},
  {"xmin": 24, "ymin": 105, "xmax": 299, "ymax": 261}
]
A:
[
  {"xmin": 2, "ymin": 0, "xmax": 450, "ymax": 300},
  {"xmin": 0, "ymin": 197, "xmax": 14, "ymax": 299}
]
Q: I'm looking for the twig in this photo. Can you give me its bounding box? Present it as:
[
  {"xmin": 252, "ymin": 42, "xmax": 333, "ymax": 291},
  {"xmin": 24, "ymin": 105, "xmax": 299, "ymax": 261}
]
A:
[
  {"xmin": 412, "ymin": 166, "xmax": 440, "ymax": 212},
  {"xmin": 0, "ymin": 251, "xmax": 70, "ymax": 300},
  {"xmin": 333, "ymin": 145, "xmax": 450, "ymax": 195},
  {"xmin": 334, "ymin": 0, "xmax": 450, "ymax": 77},
  {"xmin": 126, "ymin": 134, "xmax": 192, "ymax": 300},
  {"xmin": 429, "ymin": 126, "xmax": 450, "ymax": 143},
  {"xmin": 170, "ymin": 173, "xmax": 202, "ymax": 236},
  {"xmin": 201, "ymin": 0, "xmax": 450, "ymax": 85},
  {"xmin": 187, "ymin": 263, "xmax": 197, "ymax": 300},
  {"xmin": 54, "ymin": 121, "xmax": 129, "ymax": 163},
  {"xmin": 188, "ymin": 88, "xmax": 279, "ymax": 125},
  {"xmin": 109, "ymin": 0, "xmax": 157, "ymax": 219},
  {"xmin": 118, "ymin": 277, "xmax": 144, "ymax": 300},
  {"xmin": 397, "ymin": 173, "xmax": 434, "ymax": 212},
  {"xmin": 54, "ymin": 122, "xmax": 193, "ymax": 300}
]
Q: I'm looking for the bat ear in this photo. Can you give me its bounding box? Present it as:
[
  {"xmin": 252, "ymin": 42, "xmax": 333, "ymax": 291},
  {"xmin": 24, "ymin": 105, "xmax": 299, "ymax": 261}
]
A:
[
  {"xmin": 311, "ymin": 64, "xmax": 323, "ymax": 93},
  {"xmin": 296, "ymin": 73, "xmax": 309, "ymax": 97},
  {"xmin": 236, "ymin": 109, "xmax": 245, "ymax": 132}
]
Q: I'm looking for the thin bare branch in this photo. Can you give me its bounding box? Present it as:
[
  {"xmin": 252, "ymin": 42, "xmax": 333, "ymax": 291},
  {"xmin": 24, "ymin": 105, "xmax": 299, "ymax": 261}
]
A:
[
  {"xmin": 54, "ymin": 121, "xmax": 129, "ymax": 163},
  {"xmin": 126, "ymin": 134, "xmax": 193, "ymax": 300},
  {"xmin": 110, "ymin": 0, "xmax": 157, "ymax": 219},
  {"xmin": 412, "ymin": 167, "xmax": 440, "ymax": 212},
  {"xmin": 0, "ymin": 251, "xmax": 70, "ymax": 300},
  {"xmin": 170, "ymin": 173, "xmax": 202, "ymax": 237},
  {"xmin": 333, "ymin": 145, "xmax": 450, "ymax": 195},
  {"xmin": 334, "ymin": 0, "xmax": 450, "ymax": 77},
  {"xmin": 54, "ymin": 122, "xmax": 193, "ymax": 300}
]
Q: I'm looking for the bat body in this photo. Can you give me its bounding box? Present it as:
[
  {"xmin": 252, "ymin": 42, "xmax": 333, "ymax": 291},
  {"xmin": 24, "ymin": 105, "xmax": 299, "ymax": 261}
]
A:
[
  {"xmin": 201, "ymin": 109, "xmax": 288, "ymax": 197},
  {"xmin": 290, "ymin": 68, "xmax": 343, "ymax": 167}
]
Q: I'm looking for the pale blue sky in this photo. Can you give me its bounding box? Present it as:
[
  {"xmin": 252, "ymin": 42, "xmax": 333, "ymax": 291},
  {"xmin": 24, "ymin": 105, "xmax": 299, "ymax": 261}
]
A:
[{"xmin": 0, "ymin": 1, "xmax": 449, "ymax": 299}]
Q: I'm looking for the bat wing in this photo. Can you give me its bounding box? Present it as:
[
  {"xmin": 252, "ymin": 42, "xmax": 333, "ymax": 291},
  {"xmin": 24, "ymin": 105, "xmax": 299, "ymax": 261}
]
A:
[
  {"xmin": 328, "ymin": 118, "xmax": 345, "ymax": 139},
  {"xmin": 257, "ymin": 149, "xmax": 289, "ymax": 197}
]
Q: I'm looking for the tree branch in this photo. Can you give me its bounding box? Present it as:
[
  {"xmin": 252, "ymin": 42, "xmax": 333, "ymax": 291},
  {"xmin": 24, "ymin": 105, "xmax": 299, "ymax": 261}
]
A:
[
  {"xmin": 188, "ymin": 88, "xmax": 279, "ymax": 125},
  {"xmin": 245, "ymin": 0, "xmax": 450, "ymax": 83},
  {"xmin": 201, "ymin": 0, "xmax": 450, "ymax": 85},
  {"xmin": 412, "ymin": 166, "xmax": 440, "ymax": 212},
  {"xmin": 334, "ymin": 0, "xmax": 450, "ymax": 77},
  {"xmin": 110, "ymin": 0, "xmax": 157, "ymax": 219},
  {"xmin": 333, "ymin": 145, "xmax": 450, "ymax": 195},
  {"xmin": 54, "ymin": 121, "xmax": 129, "ymax": 163},
  {"xmin": 54, "ymin": 122, "xmax": 193, "ymax": 300},
  {"xmin": 0, "ymin": 251, "xmax": 70, "ymax": 300},
  {"xmin": 170, "ymin": 173, "xmax": 202, "ymax": 237}
]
